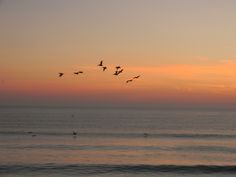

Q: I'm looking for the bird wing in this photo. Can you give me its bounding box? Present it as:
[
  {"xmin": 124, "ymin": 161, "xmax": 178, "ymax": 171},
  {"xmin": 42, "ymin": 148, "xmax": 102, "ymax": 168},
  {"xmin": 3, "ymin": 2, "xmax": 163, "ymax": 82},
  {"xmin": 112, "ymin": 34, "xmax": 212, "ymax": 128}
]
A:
[
  {"xmin": 99, "ymin": 60, "xmax": 103, "ymax": 66},
  {"xmin": 118, "ymin": 69, "xmax": 123, "ymax": 74}
]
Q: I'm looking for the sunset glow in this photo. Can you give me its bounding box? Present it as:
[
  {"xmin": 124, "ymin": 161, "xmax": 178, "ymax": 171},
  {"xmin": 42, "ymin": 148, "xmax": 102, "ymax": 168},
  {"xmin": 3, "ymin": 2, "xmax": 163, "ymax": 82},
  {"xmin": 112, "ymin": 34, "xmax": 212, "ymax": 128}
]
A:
[{"xmin": 1, "ymin": 0, "xmax": 236, "ymax": 106}]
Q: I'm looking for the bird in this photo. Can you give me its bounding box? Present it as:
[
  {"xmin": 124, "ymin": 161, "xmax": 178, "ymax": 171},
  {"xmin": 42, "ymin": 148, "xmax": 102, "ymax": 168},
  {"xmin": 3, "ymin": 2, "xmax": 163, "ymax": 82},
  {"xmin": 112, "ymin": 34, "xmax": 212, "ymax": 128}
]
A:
[
  {"xmin": 113, "ymin": 71, "xmax": 119, "ymax": 76},
  {"xmin": 73, "ymin": 131, "xmax": 77, "ymax": 136},
  {"xmin": 117, "ymin": 69, "xmax": 123, "ymax": 75},
  {"xmin": 59, "ymin": 73, "xmax": 64, "ymax": 77},
  {"xmin": 74, "ymin": 71, "xmax": 83, "ymax": 75},
  {"xmin": 102, "ymin": 66, "xmax": 107, "ymax": 71},
  {"xmin": 126, "ymin": 79, "xmax": 133, "ymax": 83},
  {"xmin": 133, "ymin": 75, "xmax": 140, "ymax": 79},
  {"xmin": 115, "ymin": 66, "xmax": 121, "ymax": 70},
  {"xmin": 98, "ymin": 60, "xmax": 103, "ymax": 66},
  {"xmin": 143, "ymin": 133, "xmax": 149, "ymax": 138},
  {"xmin": 113, "ymin": 69, "xmax": 123, "ymax": 76}
]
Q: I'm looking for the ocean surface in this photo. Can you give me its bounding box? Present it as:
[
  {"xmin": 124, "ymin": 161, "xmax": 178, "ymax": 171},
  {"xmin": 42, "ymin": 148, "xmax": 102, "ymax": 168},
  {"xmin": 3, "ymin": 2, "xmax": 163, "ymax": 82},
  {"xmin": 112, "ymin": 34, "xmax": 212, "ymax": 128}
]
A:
[{"xmin": 1, "ymin": 106, "xmax": 236, "ymax": 177}]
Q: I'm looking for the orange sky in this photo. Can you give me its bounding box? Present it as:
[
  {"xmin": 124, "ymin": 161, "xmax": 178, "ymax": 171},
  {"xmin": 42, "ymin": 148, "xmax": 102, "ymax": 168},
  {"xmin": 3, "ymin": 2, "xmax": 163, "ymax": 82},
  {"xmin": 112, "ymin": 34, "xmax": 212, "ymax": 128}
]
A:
[
  {"xmin": 1, "ymin": 60, "xmax": 236, "ymax": 106},
  {"xmin": 1, "ymin": 0, "xmax": 236, "ymax": 106}
]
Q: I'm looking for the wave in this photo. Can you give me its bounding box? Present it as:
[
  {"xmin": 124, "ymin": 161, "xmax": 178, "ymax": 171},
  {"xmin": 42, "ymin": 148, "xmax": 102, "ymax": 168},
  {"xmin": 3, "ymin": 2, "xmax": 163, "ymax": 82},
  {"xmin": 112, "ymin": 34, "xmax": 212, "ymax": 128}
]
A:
[
  {"xmin": 1, "ymin": 164, "xmax": 236, "ymax": 174},
  {"xmin": 1, "ymin": 131, "xmax": 236, "ymax": 139},
  {"xmin": 2, "ymin": 144, "xmax": 236, "ymax": 155}
]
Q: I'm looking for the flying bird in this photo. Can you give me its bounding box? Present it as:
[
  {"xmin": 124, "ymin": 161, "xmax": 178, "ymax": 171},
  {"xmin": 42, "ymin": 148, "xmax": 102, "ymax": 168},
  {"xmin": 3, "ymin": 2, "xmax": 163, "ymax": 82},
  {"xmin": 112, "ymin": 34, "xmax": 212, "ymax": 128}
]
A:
[
  {"xmin": 113, "ymin": 71, "xmax": 119, "ymax": 76},
  {"xmin": 133, "ymin": 75, "xmax": 141, "ymax": 79},
  {"xmin": 117, "ymin": 69, "xmax": 123, "ymax": 74},
  {"xmin": 59, "ymin": 73, "xmax": 64, "ymax": 77},
  {"xmin": 126, "ymin": 79, "xmax": 133, "ymax": 83},
  {"xmin": 115, "ymin": 66, "xmax": 121, "ymax": 70},
  {"xmin": 113, "ymin": 69, "xmax": 123, "ymax": 76},
  {"xmin": 102, "ymin": 66, "xmax": 107, "ymax": 71},
  {"xmin": 74, "ymin": 71, "xmax": 83, "ymax": 75},
  {"xmin": 98, "ymin": 60, "xmax": 103, "ymax": 66}
]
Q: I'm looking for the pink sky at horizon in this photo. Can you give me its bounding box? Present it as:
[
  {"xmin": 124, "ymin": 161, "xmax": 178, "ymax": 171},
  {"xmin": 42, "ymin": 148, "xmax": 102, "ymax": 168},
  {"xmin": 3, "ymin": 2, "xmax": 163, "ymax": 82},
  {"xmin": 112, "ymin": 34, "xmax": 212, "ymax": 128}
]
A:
[{"xmin": 2, "ymin": 60, "xmax": 236, "ymax": 106}]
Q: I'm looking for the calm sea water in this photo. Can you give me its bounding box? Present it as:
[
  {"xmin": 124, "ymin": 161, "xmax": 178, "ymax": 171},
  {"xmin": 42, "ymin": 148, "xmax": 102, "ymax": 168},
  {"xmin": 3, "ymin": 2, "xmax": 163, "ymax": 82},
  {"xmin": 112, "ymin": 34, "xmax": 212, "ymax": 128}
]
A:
[{"xmin": 1, "ymin": 106, "xmax": 236, "ymax": 177}]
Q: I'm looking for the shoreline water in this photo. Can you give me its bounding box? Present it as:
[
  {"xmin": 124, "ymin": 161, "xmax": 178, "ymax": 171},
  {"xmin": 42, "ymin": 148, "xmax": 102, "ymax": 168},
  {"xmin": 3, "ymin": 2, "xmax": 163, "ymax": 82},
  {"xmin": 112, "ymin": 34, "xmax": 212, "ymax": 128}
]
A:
[{"xmin": 1, "ymin": 107, "xmax": 236, "ymax": 176}]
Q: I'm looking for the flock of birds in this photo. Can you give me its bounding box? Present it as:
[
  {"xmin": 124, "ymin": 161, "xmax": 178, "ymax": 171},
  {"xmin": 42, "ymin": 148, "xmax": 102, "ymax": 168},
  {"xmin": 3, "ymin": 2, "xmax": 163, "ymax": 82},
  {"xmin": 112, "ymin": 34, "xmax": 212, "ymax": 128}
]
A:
[
  {"xmin": 54, "ymin": 60, "xmax": 140, "ymax": 137},
  {"xmin": 25, "ymin": 61, "xmax": 143, "ymax": 138},
  {"xmin": 58, "ymin": 60, "xmax": 141, "ymax": 84}
]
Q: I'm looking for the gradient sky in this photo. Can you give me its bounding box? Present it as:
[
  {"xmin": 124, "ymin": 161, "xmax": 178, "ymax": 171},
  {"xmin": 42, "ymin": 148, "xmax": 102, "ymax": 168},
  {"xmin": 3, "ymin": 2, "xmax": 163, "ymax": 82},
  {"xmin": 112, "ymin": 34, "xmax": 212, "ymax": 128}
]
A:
[{"xmin": 1, "ymin": 0, "xmax": 236, "ymax": 106}]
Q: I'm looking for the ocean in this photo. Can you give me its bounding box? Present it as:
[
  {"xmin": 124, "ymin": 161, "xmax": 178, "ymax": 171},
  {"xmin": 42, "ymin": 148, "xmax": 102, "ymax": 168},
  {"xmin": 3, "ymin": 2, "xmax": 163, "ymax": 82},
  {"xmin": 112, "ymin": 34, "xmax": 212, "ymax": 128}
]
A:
[{"xmin": 1, "ymin": 106, "xmax": 236, "ymax": 177}]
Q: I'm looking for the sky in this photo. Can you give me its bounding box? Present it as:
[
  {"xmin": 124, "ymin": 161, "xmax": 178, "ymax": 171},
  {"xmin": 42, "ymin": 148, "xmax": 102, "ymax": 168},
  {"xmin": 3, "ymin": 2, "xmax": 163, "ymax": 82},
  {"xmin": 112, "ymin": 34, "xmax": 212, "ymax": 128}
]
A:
[{"xmin": 1, "ymin": 0, "xmax": 236, "ymax": 107}]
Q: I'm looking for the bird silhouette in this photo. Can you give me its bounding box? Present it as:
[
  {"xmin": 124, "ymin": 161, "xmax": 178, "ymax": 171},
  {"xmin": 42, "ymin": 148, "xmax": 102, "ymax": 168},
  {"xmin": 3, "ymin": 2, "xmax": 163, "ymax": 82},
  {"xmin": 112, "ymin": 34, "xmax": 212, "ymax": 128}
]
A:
[
  {"xmin": 73, "ymin": 131, "xmax": 77, "ymax": 136},
  {"xmin": 115, "ymin": 66, "xmax": 121, "ymax": 70},
  {"xmin": 102, "ymin": 66, "xmax": 107, "ymax": 71},
  {"xmin": 143, "ymin": 133, "xmax": 149, "ymax": 138},
  {"xmin": 59, "ymin": 73, "xmax": 64, "ymax": 77},
  {"xmin": 98, "ymin": 60, "xmax": 103, "ymax": 66},
  {"xmin": 113, "ymin": 71, "xmax": 119, "ymax": 75},
  {"xmin": 133, "ymin": 75, "xmax": 140, "ymax": 79},
  {"xmin": 117, "ymin": 69, "xmax": 123, "ymax": 74},
  {"xmin": 113, "ymin": 69, "xmax": 123, "ymax": 76},
  {"xmin": 74, "ymin": 71, "xmax": 83, "ymax": 75},
  {"xmin": 126, "ymin": 79, "xmax": 133, "ymax": 83}
]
